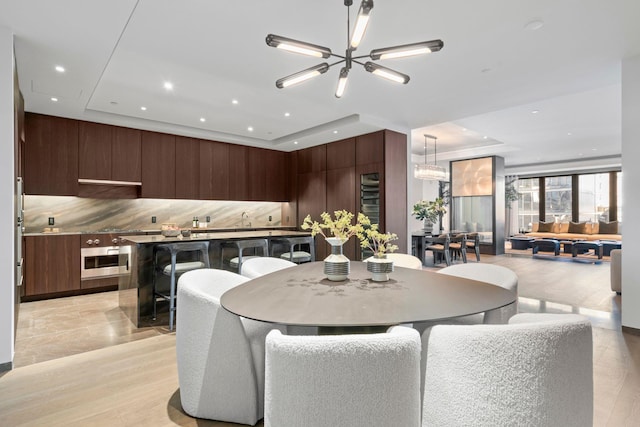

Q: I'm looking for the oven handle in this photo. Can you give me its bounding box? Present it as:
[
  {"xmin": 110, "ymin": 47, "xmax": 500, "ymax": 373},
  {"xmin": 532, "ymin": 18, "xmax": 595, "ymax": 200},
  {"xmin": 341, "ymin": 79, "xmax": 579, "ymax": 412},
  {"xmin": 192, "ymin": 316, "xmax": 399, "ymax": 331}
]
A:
[{"xmin": 107, "ymin": 248, "xmax": 120, "ymax": 255}]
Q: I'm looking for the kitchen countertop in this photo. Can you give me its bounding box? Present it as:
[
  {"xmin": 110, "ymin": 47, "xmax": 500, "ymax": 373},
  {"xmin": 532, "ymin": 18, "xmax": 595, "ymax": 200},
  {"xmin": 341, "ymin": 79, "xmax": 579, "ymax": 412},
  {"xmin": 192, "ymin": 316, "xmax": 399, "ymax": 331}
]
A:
[
  {"xmin": 122, "ymin": 229, "xmax": 311, "ymax": 244},
  {"xmin": 24, "ymin": 225, "xmax": 297, "ymax": 237}
]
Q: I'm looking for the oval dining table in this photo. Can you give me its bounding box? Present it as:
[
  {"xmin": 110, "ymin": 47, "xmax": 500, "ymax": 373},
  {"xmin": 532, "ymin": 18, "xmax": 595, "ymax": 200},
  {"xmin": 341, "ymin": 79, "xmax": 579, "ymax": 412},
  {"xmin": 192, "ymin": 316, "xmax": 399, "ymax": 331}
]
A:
[{"xmin": 221, "ymin": 261, "xmax": 516, "ymax": 334}]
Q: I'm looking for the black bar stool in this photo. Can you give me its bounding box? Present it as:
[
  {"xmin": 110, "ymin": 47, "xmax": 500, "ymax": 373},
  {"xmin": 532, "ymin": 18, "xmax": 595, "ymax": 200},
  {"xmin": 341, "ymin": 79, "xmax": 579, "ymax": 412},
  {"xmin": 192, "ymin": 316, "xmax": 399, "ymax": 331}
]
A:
[
  {"xmin": 153, "ymin": 241, "xmax": 210, "ymax": 331},
  {"xmin": 270, "ymin": 236, "xmax": 316, "ymax": 264},
  {"xmin": 220, "ymin": 238, "xmax": 269, "ymax": 274}
]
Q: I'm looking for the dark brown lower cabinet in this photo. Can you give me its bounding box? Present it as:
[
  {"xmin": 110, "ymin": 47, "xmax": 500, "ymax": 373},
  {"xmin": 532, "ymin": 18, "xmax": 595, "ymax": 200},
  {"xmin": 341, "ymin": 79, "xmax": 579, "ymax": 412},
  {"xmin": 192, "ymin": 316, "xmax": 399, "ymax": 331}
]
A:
[{"xmin": 24, "ymin": 235, "xmax": 81, "ymax": 296}]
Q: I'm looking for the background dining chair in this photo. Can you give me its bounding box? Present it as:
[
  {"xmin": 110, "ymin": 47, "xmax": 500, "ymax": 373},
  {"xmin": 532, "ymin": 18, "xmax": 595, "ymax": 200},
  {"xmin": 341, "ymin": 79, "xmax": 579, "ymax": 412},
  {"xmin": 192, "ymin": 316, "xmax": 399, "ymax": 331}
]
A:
[
  {"xmin": 265, "ymin": 326, "xmax": 422, "ymax": 427},
  {"xmin": 421, "ymin": 313, "xmax": 593, "ymax": 427},
  {"xmin": 437, "ymin": 263, "xmax": 518, "ymax": 324},
  {"xmin": 425, "ymin": 234, "xmax": 451, "ymax": 266},
  {"xmin": 448, "ymin": 233, "xmax": 467, "ymax": 263},
  {"xmin": 176, "ymin": 269, "xmax": 284, "ymax": 425},
  {"xmin": 465, "ymin": 232, "xmax": 481, "ymax": 261},
  {"xmin": 241, "ymin": 257, "xmax": 296, "ymax": 279}
]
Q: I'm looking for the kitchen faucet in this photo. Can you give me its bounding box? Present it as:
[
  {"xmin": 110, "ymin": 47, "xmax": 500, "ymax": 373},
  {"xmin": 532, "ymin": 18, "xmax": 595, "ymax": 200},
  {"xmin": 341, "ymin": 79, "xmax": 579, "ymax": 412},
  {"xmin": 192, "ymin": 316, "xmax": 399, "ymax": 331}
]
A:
[{"xmin": 241, "ymin": 212, "xmax": 251, "ymax": 228}]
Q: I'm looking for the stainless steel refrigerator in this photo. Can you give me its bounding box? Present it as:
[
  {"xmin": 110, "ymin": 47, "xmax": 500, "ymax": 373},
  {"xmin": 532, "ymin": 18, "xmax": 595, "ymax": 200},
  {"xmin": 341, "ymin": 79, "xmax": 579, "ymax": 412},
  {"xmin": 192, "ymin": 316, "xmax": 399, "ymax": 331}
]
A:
[{"xmin": 15, "ymin": 177, "xmax": 23, "ymax": 336}]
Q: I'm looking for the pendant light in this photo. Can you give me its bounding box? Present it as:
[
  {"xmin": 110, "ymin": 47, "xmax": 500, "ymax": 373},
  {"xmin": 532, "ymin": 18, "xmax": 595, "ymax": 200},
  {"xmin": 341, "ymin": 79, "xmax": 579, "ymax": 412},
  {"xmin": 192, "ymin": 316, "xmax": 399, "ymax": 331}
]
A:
[
  {"xmin": 266, "ymin": 0, "xmax": 444, "ymax": 98},
  {"xmin": 414, "ymin": 134, "xmax": 448, "ymax": 181}
]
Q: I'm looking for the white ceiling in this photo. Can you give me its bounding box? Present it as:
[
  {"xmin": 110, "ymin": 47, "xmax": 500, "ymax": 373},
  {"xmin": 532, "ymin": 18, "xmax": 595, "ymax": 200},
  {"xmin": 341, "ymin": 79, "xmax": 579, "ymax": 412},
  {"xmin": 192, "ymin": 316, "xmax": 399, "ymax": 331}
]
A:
[{"xmin": 2, "ymin": 0, "xmax": 639, "ymax": 170}]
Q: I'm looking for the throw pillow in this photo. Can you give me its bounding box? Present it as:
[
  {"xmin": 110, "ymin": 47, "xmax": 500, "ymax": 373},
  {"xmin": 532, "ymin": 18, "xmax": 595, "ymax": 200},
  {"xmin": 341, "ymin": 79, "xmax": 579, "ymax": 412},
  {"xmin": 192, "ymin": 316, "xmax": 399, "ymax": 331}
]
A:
[
  {"xmin": 598, "ymin": 221, "xmax": 618, "ymax": 234},
  {"xmin": 568, "ymin": 222, "xmax": 587, "ymax": 234},
  {"xmin": 537, "ymin": 222, "xmax": 554, "ymax": 232}
]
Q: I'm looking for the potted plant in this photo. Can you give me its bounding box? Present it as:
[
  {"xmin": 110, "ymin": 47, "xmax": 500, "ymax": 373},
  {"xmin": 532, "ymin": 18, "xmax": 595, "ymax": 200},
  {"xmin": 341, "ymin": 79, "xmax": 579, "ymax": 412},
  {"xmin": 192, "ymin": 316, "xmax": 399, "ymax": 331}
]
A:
[
  {"xmin": 412, "ymin": 197, "xmax": 447, "ymax": 233},
  {"xmin": 301, "ymin": 210, "xmax": 362, "ymax": 281},
  {"xmin": 357, "ymin": 213, "xmax": 398, "ymax": 281}
]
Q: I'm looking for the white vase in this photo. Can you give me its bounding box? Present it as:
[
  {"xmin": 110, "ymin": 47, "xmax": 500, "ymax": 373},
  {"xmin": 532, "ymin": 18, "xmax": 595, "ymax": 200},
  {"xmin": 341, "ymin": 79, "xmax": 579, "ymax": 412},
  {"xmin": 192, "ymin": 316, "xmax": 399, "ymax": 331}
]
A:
[
  {"xmin": 423, "ymin": 219, "xmax": 433, "ymax": 233},
  {"xmin": 324, "ymin": 237, "xmax": 350, "ymax": 281},
  {"xmin": 367, "ymin": 255, "xmax": 394, "ymax": 282}
]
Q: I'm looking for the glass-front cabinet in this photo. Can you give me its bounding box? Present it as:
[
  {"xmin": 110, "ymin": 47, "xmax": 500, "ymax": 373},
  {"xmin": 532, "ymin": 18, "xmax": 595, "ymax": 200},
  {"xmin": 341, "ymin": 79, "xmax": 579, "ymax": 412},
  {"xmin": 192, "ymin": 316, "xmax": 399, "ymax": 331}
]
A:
[{"xmin": 450, "ymin": 156, "xmax": 505, "ymax": 255}]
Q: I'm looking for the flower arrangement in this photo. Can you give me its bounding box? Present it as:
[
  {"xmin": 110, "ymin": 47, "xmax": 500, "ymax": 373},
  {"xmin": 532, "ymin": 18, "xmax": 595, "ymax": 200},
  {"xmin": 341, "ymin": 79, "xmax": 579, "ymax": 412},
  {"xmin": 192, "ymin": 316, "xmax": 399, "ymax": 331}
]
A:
[
  {"xmin": 357, "ymin": 213, "xmax": 398, "ymax": 258},
  {"xmin": 412, "ymin": 197, "xmax": 447, "ymax": 224},
  {"xmin": 301, "ymin": 210, "xmax": 362, "ymax": 241}
]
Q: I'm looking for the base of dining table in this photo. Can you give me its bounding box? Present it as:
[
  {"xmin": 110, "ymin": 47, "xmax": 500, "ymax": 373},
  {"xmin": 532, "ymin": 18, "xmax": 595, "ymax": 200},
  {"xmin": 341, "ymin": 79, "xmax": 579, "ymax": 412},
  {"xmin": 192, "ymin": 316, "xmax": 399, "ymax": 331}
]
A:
[{"xmin": 317, "ymin": 325, "xmax": 391, "ymax": 335}]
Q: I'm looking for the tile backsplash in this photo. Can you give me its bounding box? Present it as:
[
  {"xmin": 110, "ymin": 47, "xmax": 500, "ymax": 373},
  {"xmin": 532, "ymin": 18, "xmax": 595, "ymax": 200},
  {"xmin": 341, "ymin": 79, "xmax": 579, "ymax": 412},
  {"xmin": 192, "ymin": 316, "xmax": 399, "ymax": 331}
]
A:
[{"xmin": 24, "ymin": 196, "xmax": 283, "ymax": 233}]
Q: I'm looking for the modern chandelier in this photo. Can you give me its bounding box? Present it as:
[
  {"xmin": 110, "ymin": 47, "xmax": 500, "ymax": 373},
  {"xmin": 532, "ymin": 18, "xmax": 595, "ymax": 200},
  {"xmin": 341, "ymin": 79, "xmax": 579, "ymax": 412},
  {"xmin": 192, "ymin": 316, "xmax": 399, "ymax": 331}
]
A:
[
  {"xmin": 415, "ymin": 134, "xmax": 448, "ymax": 181},
  {"xmin": 266, "ymin": 0, "xmax": 444, "ymax": 98}
]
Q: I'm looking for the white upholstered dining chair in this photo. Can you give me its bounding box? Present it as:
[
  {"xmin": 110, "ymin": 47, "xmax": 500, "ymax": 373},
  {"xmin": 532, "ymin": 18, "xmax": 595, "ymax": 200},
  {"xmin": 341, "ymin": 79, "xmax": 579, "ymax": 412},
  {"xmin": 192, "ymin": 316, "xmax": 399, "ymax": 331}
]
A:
[
  {"xmin": 240, "ymin": 257, "xmax": 296, "ymax": 279},
  {"xmin": 437, "ymin": 263, "xmax": 518, "ymax": 324},
  {"xmin": 264, "ymin": 326, "xmax": 422, "ymax": 427},
  {"xmin": 421, "ymin": 313, "xmax": 593, "ymax": 427},
  {"xmin": 176, "ymin": 268, "xmax": 284, "ymax": 425},
  {"xmin": 364, "ymin": 253, "xmax": 423, "ymax": 270}
]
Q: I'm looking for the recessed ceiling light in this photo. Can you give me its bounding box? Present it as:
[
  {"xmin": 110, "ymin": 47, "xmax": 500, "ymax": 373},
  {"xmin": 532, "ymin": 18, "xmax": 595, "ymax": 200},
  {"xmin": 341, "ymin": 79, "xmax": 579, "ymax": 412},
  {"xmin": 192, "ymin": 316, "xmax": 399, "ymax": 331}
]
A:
[
  {"xmin": 531, "ymin": 110, "xmax": 539, "ymax": 114},
  {"xmin": 525, "ymin": 19, "xmax": 545, "ymax": 31},
  {"xmin": 200, "ymin": 117, "xmax": 206, "ymax": 122},
  {"xmin": 248, "ymin": 126, "xmax": 254, "ymax": 132},
  {"xmin": 333, "ymin": 130, "xmax": 338, "ymax": 134},
  {"xmin": 578, "ymin": 153, "xmax": 584, "ymax": 156},
  {"xmin": 462, "ymin": 128, "xmax": 467, "ymax": 132},
  {"xmin": 483, "ymin": 135, "xmax": 488, "ymax": 139},
  {"xmin": 55, "ymin": 65, "xmax": 65, "ymax": 73},
  {"xmin": 567, "ymin": 132, "xmax": 572, "ymax": 136},
  {"xmin": 163, "ymin": 81, "xmax": 173, "ymax": 90},
  {"xmin": 284, "ymin": 112, "xmax": 290, "ymax": 117},
  {"xmin": 294, "ymin": 141, "xmax": 298, "ymax": 145},
  {"xmin": 592, "ymin": 148, "xmax": 597, "ymax": 151},
  {"xmin": 232, "ymin": 99, "xmax": 239, "ymax": 105},
  {"xmin": 140, "ymin": 106, "xmax": 147, "ymax": 111},
  {"xmin": 50, "ymin": 97, "xmax": 58, "ymax": 102}
]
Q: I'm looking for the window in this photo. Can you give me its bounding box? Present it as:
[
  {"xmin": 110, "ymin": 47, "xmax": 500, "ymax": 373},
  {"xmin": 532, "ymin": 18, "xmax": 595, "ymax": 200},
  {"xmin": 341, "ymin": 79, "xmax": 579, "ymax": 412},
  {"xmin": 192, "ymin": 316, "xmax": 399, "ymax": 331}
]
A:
[
  {"xmin": 578, "ymin": 173, "xmax": 609, "ymax": 222},
  {"xmin": 514, "ymin": 171, "xmax": 621, "ymax": 227},
  {"xmin": 517, "ymin": 178, "xmax": 539, "ymax": 231},
  {"xmin": 544, "ymin": 176, "xmax": 572, "ymax": 223}
]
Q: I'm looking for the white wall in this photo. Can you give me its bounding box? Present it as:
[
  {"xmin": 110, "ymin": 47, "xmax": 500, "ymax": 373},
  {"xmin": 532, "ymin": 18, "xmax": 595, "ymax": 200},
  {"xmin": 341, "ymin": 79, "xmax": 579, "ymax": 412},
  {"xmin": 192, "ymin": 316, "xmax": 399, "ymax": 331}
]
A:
[
  {"xmin": 0, "ymin": 25, "xmax": 15, "ymax": 368},
  {"xmin": 621, "ymin": 55, "xmax": 640, "ymax": 329}
]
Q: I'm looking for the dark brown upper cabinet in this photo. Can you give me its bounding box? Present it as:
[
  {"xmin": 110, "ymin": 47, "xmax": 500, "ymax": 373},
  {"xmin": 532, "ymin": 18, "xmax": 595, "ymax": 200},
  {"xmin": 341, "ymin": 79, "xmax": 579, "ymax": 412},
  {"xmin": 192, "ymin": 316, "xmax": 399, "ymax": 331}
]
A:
[
  {"xmin": 112, "ymin": 127, "xmax": 142, "ymax": 182},
  {"xmin": 356, "ymin": 131, "xmax": 384, "ymax": 165},
  {"xmin": 327, "ymin": 137, "xmax": 355, "ymax": 170},
  {"xmin": 79, "ymin": 122, "xmax": 112, "ymax": 181},
  {"xmin": 199, "ymin": 139, "xmax": 230, "ymax": 200},
  {"xmin": 175, "ymin": 136, "xmax": 200, "ymax": 200},
  {"xmin": 24, "ymin": 113, "xmax": 79, "ymax": 196},
  {"xmin": 265, "ymin": 150, "xmax": 288, "ymax": 202},
  {"xmin": 141, "ymin": 131, "xmax": 176, "ymax": 198},
  {"xmin": 297, "ymin": 145, "xmax": 327, "ymax": 174},
  {"xmin": 79, "ymin": 122, "xmax": 142, "ymax": 183},
  {"xmin": 229, "ymin": 144, "xmax": 249, "ymax": 201}
]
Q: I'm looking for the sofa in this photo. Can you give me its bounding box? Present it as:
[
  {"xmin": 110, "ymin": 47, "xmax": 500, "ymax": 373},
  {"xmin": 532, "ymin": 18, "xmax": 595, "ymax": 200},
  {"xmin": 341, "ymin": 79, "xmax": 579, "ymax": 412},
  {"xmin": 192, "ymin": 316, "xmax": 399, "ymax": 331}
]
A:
[{"xmin": 525, "ymin": 221, "xmax": 621, "ymax": 242}]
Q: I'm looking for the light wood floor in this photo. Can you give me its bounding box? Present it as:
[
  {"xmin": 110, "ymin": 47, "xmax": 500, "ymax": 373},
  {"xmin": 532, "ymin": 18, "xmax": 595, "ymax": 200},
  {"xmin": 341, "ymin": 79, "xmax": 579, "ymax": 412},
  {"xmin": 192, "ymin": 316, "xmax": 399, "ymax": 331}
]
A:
[{"xmin": 2, "ymin": 254, "xmax": 639, "ymax": 426}]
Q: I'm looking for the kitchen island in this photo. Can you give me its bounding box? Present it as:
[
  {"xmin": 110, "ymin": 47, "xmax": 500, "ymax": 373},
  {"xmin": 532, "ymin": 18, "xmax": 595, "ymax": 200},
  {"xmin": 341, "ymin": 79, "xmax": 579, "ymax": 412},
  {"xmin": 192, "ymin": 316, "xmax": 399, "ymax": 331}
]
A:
[{"xmin": 119, "ymin": 229, "xmax": 313, "ymax": 327}]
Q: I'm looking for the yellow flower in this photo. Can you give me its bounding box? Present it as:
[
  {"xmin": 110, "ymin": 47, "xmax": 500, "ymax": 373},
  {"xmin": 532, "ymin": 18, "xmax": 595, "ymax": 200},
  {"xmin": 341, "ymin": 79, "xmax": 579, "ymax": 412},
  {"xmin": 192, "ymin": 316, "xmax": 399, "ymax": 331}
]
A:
[
  {"xmin": 356, "ymin": 213, "xmax": 398, "ymax": 257},
  {"xmin": 301, "ymin": 210, "xmax": 361, "ymax": 241}
]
